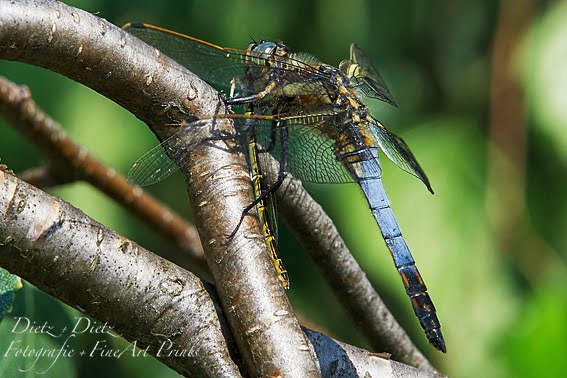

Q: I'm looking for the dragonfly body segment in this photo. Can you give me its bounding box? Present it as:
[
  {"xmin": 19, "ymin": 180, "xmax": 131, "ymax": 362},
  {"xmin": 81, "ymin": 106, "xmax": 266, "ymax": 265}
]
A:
[
  {"xmin": 339, "ymin": 136, "xmax": 445, "ymax": 352},
  {"xmin": 124, "ymin": 22, "xmax": 445, "ymax": 352}
]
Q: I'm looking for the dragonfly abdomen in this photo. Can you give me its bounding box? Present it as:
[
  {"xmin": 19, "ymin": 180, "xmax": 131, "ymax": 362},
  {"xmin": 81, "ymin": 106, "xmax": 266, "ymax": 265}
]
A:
[
  {"xmin": 248, "ymin": 136, "xmax": 290, "ymax": 289},
  {"xmin": 352, "ymin": 156, "xmax": 446, "ymax": 352}
]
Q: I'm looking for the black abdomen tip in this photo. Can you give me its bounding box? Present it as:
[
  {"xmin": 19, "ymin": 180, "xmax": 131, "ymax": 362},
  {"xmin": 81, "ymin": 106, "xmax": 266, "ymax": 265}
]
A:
[{"xmin": 427, "ymin": 329, "xmax": 446, "ymax": 353}]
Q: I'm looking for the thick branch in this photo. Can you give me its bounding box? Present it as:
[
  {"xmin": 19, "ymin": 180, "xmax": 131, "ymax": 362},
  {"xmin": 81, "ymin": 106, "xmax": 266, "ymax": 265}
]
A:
[{"xmin": 304, "ymin": 328, "xmax": 442, "ymax": 378}]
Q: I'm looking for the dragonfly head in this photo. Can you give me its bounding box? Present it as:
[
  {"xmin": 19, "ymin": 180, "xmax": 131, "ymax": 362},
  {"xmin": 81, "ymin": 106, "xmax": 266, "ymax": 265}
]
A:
[{"xmin": 247, "ymin": 40, "xmax": 289, "ymax": 57}]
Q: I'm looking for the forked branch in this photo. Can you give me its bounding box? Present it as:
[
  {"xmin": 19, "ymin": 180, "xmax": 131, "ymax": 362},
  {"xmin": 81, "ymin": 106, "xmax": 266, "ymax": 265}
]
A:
[{"xmin": 0, "ymin": 0, "xmax": 319, "ymax": 376}]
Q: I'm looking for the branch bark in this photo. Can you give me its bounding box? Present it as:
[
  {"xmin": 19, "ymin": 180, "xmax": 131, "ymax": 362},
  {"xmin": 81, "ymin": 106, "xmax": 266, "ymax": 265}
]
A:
[
  {"xmin": 0, "ymin": 169, "xmax": 241, "ymax": 377},
  {"xmin": 0, "ymin": 0, "xmax": 442, "ymax": 374}
]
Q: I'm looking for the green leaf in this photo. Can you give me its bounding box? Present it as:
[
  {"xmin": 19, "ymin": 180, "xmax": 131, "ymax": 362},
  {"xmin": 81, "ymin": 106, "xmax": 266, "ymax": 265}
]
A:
[{"xmin": 0, "ymin": 268, "xmax": 23, "ymax": 321}]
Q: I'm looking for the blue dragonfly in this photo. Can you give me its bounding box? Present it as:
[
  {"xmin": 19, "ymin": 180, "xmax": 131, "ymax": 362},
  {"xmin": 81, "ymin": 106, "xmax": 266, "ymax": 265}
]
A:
[{"xmin": 124, "ymin": 23, "xmax": 445, "ymax": 352}]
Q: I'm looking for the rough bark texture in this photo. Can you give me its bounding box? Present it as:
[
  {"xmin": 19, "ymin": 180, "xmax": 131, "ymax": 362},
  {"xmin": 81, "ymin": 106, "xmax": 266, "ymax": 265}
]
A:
[
  {"xmin": 0, "ymin": 169, "xmax": 241, "ymax": 377},
  {"xmin": 0, "ymin": 76, "xmax": 208, "ymax": 278}
]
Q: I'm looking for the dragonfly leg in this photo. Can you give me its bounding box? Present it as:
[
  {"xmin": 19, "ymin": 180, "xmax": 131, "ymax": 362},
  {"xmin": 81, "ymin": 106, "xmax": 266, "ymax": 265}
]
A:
[
  {"xmin": 226, "ymin": 93, "xmax": 263, "ymax": 105},
  {"xmin": 227, "ymin": 173, "xmax": 287, "ymax": 239},
  {"xmin": 228, "ymin": 125, "xmax": 289, "ymax": 239},
  {"xmin": 226, "ymin": 81, "xmax": 277, "ymax": 105}
]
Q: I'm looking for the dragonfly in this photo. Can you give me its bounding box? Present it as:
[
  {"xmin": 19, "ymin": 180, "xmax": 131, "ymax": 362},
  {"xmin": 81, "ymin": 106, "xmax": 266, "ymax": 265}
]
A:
[{"xmin": 123, "ymin": 22, "xmax": 446, "ymax": 353}]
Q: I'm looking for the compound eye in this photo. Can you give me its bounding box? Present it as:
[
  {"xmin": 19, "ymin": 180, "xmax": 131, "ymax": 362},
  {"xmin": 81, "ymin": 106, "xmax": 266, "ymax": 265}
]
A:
[{"xmin": 253, "ymin": 41, "xmax": 277, "ymax": 55}]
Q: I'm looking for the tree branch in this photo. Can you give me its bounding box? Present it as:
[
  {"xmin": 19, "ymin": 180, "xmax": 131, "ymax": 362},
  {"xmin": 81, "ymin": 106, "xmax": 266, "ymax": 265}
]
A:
[
  {"xmin": 19, "ymin": 165, "xmax": 68, "ymax": 188},
  {"xmin": 0, "ymin": 169, "xmax": 241, "ymax": 377}
]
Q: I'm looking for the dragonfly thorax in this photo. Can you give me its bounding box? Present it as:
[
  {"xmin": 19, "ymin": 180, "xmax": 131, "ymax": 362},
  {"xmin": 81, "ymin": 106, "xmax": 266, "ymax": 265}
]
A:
[
  {"xmin": 333, "ymin": 74, "xmax": 370, "ymax": 121},
  {"xmin": 339, "ymin": 59, "xmax": 358, "ymax": 78}
]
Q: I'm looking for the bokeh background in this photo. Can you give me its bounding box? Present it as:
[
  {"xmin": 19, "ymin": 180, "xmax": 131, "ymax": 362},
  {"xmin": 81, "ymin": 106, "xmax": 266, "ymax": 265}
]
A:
[{"xmin": 1, "ymin": 0, "xmax": 566, "ymax": 377}]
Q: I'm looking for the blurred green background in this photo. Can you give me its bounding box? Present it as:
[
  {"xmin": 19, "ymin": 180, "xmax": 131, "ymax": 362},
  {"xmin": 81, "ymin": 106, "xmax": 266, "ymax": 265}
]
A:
[{"xmin": 1, "ymin": 0, "xmax": 566, "ymax": 377}]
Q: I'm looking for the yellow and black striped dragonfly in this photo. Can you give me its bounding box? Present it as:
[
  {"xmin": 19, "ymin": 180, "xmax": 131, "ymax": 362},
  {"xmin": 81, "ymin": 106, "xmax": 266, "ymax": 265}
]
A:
[{"xmin": 124, "ymin": 23, "xmax": 445, "ymax": 352}]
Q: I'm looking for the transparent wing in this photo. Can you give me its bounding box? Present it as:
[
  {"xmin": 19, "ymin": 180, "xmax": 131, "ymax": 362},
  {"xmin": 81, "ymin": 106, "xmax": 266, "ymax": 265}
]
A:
[
  {"xmin": 129, "ymin": 112, "xmax": 379, "ymax": 189},
  {"xmin": 285, "ymin": 125, "xmax": 354, "ymax": 183},
  {"xmin": 128, "ymin": 143, "xmax": 179, "ymax": 186},
  {"xmin": 254, "ymin": 117, "xmax": 354, "ymax": 184},
  {"xmin": 128, "ymin": 119, "xmax": 214, "ymax": 186},
  {"xmin": 125, "ymin": 23, "xmax": 248, "ymax": 90},
  {"xmin": 350, "ymin": 44, "xmax": 398, "ymax": 107},
  {"xmin": 124, "ymin": 23, "xmax": 332, "ymax": 94},
  {"xmin": 369, "ymin": 118, "xmax": 433, "ymax": 193}
]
